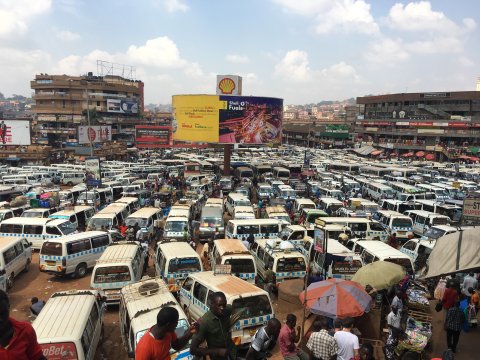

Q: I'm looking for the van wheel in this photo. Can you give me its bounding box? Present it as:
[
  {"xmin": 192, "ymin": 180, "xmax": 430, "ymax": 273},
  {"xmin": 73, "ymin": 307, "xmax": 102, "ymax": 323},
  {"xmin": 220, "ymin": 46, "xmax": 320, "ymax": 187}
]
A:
[
  {"xmin": 75, "ymin": 263, "xmax": 87, "ymax": 278},
  {"xmin": 6, "ymin": 274, "xmax": 14, "ymax": 289},
  {"xmin": 23, "ymin": 258, "xmax": 31, "ymax": 273},
  {"xmin": 67, "ymin": 181, "xmax": 73, "ymax": 186}
]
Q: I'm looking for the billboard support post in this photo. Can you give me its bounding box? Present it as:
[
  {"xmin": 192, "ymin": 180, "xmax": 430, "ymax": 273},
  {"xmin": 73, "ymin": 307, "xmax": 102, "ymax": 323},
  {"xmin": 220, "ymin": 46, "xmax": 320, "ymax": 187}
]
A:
[{"xmin": 223, "ymin": 145, "xmax": 232, "ymax": 176}]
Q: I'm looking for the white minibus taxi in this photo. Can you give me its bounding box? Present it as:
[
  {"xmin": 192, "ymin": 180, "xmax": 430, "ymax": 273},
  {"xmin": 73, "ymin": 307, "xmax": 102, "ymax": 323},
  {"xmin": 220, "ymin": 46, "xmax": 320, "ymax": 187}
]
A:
[
  {"xmin": 125, "ymin": 207, "xmax": 163, "ymax": 242},
  {"xmin": 33, "ymin": 290, "xmax": 105, "ymax": 360},
  {"xmin": 209, "ymin": 239, "xmax": 257, "ymax": 283},
  {"xmin": 48, "ymin": 205, "xmax": 95, "ymax": 231},
  {"xmin": 154, "ymin": 241, "xmax": 202, "ymax": 293},
  {"xmin": 311, "ymin": 239, "xmax": 362, "ymax": 280},
  {"xmin": 0, "ymin": 217, "xmax": 77, "ymax": 250},
  {"xmin": 376, "ymin": 210, "xmax": 414, "ymax": 241},
  {"xmin": 315, "ymin": 217, "xmax": 388, "ymax": 242},
  {"xmin": 0, "ymin": 236, "xmax": 32, "ymax": 289},
  {"xmin": 39, "ymin": 231, "xmax": 112, "ymax": 278},
  {"xmin": 225, "ymin": 193, "xmax": 252, "ymax": 216},
  {"xmin": 404, "ymin": 210, "xmax": 451, "ymax": 236},
  {"xmin": 90, "ymin": 241, "xmax": 145, "ymax": 304},
  {"xmin": 87, "ymin": 206, "xmax": 128, "ymax": 231},
  {"xmin": 225, "ymin": 219, "xmax": 282, "ymax": 240},
  {"xmin": 119, "ymin": 277, "xmax": 192, "ymax": 359},
  {"xmin": 179, "ymin": 271, "xmax": 274, "ymax": 346}
]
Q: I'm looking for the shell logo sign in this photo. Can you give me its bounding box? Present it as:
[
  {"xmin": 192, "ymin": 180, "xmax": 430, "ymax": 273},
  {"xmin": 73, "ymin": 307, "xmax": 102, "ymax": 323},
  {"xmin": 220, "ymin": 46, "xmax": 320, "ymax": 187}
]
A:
[{"xmin": 216, "ymin": 75, "xmax": 242, "ymax": 96}]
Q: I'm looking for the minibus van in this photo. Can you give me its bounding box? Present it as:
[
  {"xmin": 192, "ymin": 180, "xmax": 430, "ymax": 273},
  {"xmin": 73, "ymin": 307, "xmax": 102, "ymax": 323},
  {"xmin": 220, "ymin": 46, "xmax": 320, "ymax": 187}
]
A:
[
  {"xmin": 277, "ymin": 185, "xmax": 297, "ymax": 200},
  {"xmin": 209, "ymin": 239, "xmax": 257, "ymax": 283},
  {"xmin": 272, "ymin": 166, "xmax": 290, "ymax": 183},
  {"xmin": 301, "ymin": 209, "xmax": 328, "ymax": 229},
  {"xmin": 294, "ymin": 198, "xmax": 316, "ymax": 213},
  {"xmin": 319, "ymin": 187, "xmax": 345, "ymax": 201},
  {"xmin": 22, "ymin": 207, "xmax": 59, "ymax": 219},
  {"xmin": 163, "ymin": 216, "xmax": 190, "ymax": 241},
  {"xmin": 40, "ymin": 231, "xmax": 112, "ymax": 278},
  {"xmin": 179, "ymin": 271, "xmax": 274, "ymax": 346},
  {"xmin": 233, "ymin": 205, "xmax": 256, "ymax": 220},
  {"xmin": 225, "ymin": 193, "xmax": 252, "ymax": 216},
  {"xmin": 277, "ymin": 224, "xmax": 313, "ymax": 245},
  {"xmin": 400, "ymin": 238, "xmax": 435, "ymax": 266},
  {"xmin": 250, "ymin": 238, "xmax": 307, "ymax": 285},
  {"xmin": 0, "ymin": 217, "xmax": 77, "ymax": 249},
  {"xmin": 114, "ymin": 196, "xmax": 140, "ymax": 214},
  {"xmin": 365, "ymin": 182, "xmax": 395, "ymax": 201},
  {"xmin": 76, "ymin": 188, "xmax": 114, "ymax": 208},
  {"xmin": 119, "ymin": 277, "xmax": 192, "ymax": 359},
  {"xmin": 91, "ymin": 241, "xmax": 145, "ymax": 304},
  {"xmin": 198, "ymin": 205, "xmax": 224, "ymax": 241},
  {"xmin": 265, "ymin": 206, "xmax": 291, "ymax": 225},
  {"xmin": 404, "ymin": 210, "xmax": 451, "ymax": 236},
  {"xmin": 256, "ymin": 183, "xmax": 274, "ymax": 200},
  {"xmin": 154, "ymin": 241, "xmax": 202, "ymax": 292},
  {"xmin": 0, "ymin": 236, "xmax": 32, "ymax": 289},
  {"xmin": 375, "ymin": 210, "xmax": 414, "ymax": 241},
  {"xmin": 315, "ymin": 217, "xmax": 388, "ymax": 241},
  {"xmin": 33, "ymin": 290, "xmax": 105, "ymax": 360},
  {"xmin": 318, "ymin": 198, "xmax": 343, "ymax": 216},
  {"xmin": 60, "ymin": 172, "xmax": 86, "ymax": 186},
  {"xmin": 48, "ymin": 205, "xmax": 95, "ymax": 231},
  {"xmin": 87, "ymin": 206, "xmax": 128, "ymax": 231},
  {"xmin": 225, "ymin": 219, "xmax": 282, "ymax": 240},
  {"xmin": 125, "ymin": 207, "xmax": 163, "ymax": 242}
]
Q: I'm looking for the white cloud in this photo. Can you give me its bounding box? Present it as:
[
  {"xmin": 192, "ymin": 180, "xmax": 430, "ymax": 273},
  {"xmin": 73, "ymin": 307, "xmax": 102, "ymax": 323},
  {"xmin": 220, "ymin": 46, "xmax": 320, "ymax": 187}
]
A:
[
  {"xmin": 406, "ymin": 36, "xmax": 463, "ymax": 54},
  {"xmin": 226, "ymin": 54, "xmax": 250, "ymax": 64},
  {"xmin": 364, "ymin": 38, "xmax": 410, "ymax": 65},
  {"xmin": 164, "ymin": 0, "xmax": 189, "ymax": 13},
  {"xmin": 0, "ymin": 0, "xmax": 52, "ymax": 37},
  {"xmin": 127, "ymin": 37, "xmax": 188, "ymax": 68},
  {"xmin": 274, "ymin": 50, "xmax": 312, "ymax": 82},
  {"xmin": 463, "ymin": 18, "xmax": 477, "ymax": 31},
  {"xmin": 321, "ymin": 62, "xmax": 358, "ymax": 80},
  {"xmin": 56, "ymin": 30, "xmax": 80, "ymax": 41},
  {"xmin": 273, "ymin": 0, "xmax": 378, "ymax": 35},
  {"xmin": 458, "ymin": 56, "xmax": 474, "ymax": 67}
]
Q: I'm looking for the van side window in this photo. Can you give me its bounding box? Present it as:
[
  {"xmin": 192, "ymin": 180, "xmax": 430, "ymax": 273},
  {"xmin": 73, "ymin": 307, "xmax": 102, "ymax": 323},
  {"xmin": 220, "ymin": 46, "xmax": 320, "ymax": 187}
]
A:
[
  {"xmin": 261, "ymin": 224, "xmax": 279, "ymax": 235},
  {"xmin": 24, "ymin": 225, "xmax": 44, "ymax": 235},
  {"xmin": 361, "ymin": 251, "xmax": 374, "ymax": 264},
  {"xmin": 92, "ymin": 235, "xmax": 110, "ymax": 248},
  {"xmin": 403, "ymin": 241, "xmax": 416, "ymax": 251},
  {"xmin": 46, "ymin": 226, "xmax": 62, "ymax": 235},
  {"xmin": 182, "ymin": 277, "xmax": 194, "ymax": 291},
  {"xmin": 251, "ymin": 242, "xmax": 258, "ymax": 253},
  {"xmin": 1, "ymin": 224, "xmax": 23, "ymax": 233},
  {"xmin": 206, "ymin": 290, "xmax": 216, "ymax": 308},
  {"xmin": 351, "ymin": 223, "xmax": 367, "ymax": 232},
  {"xmin": 90, "ymin": 303, "xmax": 99, "ymax": 326},
  {"xmin": 4, "ymin": 212, "xmax": 12, "ymax": 219},
  {"xmin": 257, "ymin": 247, "xmax": 265, "ymax": 261},
  {"xmin": 3, "ymin": 247, "xmax": 17, "ymax": 265},
  {"xmin": 193, "ymin": 282, "xmax": 208, "ymax": 303},
  {"xmin": 81, "ymin": 317, "xmax": 95, "ymax": 356},
  {"xmin": 67, "ymin": 239, "xmax": 92, "ymax": 255},
  {"xmin": 264, "ymin": 253, "xmax": 274, "ymax": 270},
  {"xmin": 370, "ymin": 222, "xmax": 385, "ymax": 232},
  {"xmin": 14, "ymin": 242, "xmax": 23, "ymax": 256}
]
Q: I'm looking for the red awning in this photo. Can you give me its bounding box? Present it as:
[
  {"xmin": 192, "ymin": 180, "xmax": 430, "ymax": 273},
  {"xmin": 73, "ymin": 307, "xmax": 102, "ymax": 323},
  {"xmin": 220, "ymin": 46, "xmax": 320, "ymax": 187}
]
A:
[
  {"xmin": 402, "ymin": 152, "xmax": 414, "ymax": 158},
  {"xmin": 371, "ymin": 150, "xmax": 383, "ymax": 156},
  {"xmin": 468, "ymin": 156, "xmax": 480, "ymax": 162},
  {"xmin": 458, "ymin": 155, "xmax": 471, "ymax": 160},
  {"xmin": 425, "ymin": 153, "xmax": 435, "ymax": 161},
  {"xmin": 416, "ymin": 151, "xmax": 425, "ymax": 158}
]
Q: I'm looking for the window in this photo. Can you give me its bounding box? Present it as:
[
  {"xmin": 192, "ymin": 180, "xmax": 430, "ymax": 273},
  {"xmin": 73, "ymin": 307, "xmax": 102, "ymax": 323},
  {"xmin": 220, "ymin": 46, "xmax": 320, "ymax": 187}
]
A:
[
  {"xmin": 24, "ymin": 225, "xmax": 44, "ymax": 235},
  {"xmin": 193, "ymin": 282, "xmax": 207, "ymax": 304},
  {"xmin": 250, "ymin": 242, "xmax": 258, "ymax": 253},
  {"xmin": 41, "ymin": 242, "xmax": 62, "ymax": 256},
  {"xmin": 403, "ymin": 241, "xmax": 417, "ymax": 251},
  {"xmin": 257, "ymin": 247, "xmax": 265, "ymax": 262},
  {"xmin": 361, "ymin": 251, "xmax": 374, "ymax": 264},
  {"xmin": 182, "ymin": 277, "xmax": 194, "ymax": 292},
  {"xmin": 90, "ymin": 303, "xmax": 99, "ymax": 326},
  {"xmin": 370, "ymin": 222, "xmax": 385, "ymax": 232},
  {"xmin": 263, "ymin": 253, "xmax": 274, "ymax": 270},
  {"xmin": 350, "ymin": 223, "xmax": 367, "ymax": 232},
  {"xmin": 46, "ymin": 226, "xmax": 62, "ymax": 235},
  {"xmin": 92, "ymin": 235, "xmax": 110, "ymax": 248},
  {"xmin": 14, "ymin": 242, "xmax": 23, "ymax": 256},
  {"xmin": 67, "ymin": 239, "xmax": 92, "ymax": 254},
  {"xmin": 0, "ymin": 224, "xmax": 23, "ymax": 234},
  {"xmin": 3, "ymin": 247, "xmax": 17, "ymax": 265},
  {"xmin": 260, "ymin": 224, "xmax": 279, "ymax": 234},
  {"xmin": 81, "ymin": 317, "xmax": 94, "ymax": 356}
]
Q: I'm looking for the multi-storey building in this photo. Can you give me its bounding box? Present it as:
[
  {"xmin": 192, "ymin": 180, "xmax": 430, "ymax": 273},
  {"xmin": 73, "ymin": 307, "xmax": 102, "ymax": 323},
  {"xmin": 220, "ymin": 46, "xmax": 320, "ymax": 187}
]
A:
[
  {"xmin": 31, "ymin": 72, "xmax": 144, "ymax": 145},
  {"xmin": 355, "ymin": 91, "xmax": 480, "ymax": 160}
]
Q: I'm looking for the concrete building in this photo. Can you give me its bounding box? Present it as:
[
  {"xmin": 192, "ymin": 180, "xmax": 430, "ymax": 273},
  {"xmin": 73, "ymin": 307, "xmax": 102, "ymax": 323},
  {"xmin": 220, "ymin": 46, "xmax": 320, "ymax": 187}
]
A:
[
  {"xmin": 31, "ymin": 72, "xmax": 144, "ymax": 145},
  {"xmin": 355, "ymin": 91, "xmax": 480, "ymax": 160}
]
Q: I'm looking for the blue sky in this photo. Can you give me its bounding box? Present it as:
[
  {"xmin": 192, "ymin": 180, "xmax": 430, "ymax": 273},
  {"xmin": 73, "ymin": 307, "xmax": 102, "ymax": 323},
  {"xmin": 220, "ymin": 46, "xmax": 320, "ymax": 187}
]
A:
[{"xmin": 0, "ymin": 0, "xmax": 479, "ymax": 105}]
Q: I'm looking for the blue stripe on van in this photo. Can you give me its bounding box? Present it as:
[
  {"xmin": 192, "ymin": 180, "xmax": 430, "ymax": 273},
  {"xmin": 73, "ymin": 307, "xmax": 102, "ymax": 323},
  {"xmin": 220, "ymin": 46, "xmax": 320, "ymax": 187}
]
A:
[
  {"xmin": 234, "ymin": 314, "xmax": 272, "ymax": 330},
  {"xmin": 40, "ymin": 246, "xmax": 108, "ymax": 261},
  {"xmin": 0, "ymin": 233, "xmax": 59, "ymax": 239}
]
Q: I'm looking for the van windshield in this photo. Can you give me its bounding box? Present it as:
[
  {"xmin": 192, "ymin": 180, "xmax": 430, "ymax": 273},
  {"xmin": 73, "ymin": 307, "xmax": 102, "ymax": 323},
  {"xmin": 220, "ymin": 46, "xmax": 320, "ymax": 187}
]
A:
[
  {"xmin": 94, "ymin": 266, "xmax": 131, "ymax": 283},
  {"xmin": 41, "ymin": 242, "xmax": 62, "ymax": 256},
  {"xmin": 22, "ymin": 211, "xmax": 44, "ymax": 218},
  {"xmin": 201, "ymin": 217, "xmax": 222, "ymax": 227},
  {"xmin": 237, "ymin": 200, "xmax": 251, "ymax": 207},
  {"xmin": 392, "ymin": 219, "xmax": 412, "ymax": 228},
  {"xmin": 78, "ymin": 192, "xmax": 97, "ymax": 200},
  {"xmin": 232, "ymin": 295, "xmax": 272, "ymax": 321},
  {"xmin": 165, "ymin": 221, "xmax": 188, "ymax": 232},
  {"xmin": 277, "ymin": 257, "xmax": 306, "ymax": 272},
  {"xmin": 432, "ymin": 217, "xmax": 449, "ymax": 225},
  {"xmin": 89, "ymin": 218, "xmax": 113, "ymax": 230},
  {"xmin": 125, "ymin": 218, "xmax": 148, "ymax": 228},
  {"xmin": 168, "ymin": 258, "xmax": 201, "ymax": 273},
  {"xmin": 224, "ymin": 258, "xmax": 255, "ymax": 273},
  {"xmin": 423, "ymin": 227, "xmax": 447, "ymax": 240},
  {"xmin": 57, "ymin": 221, "xmax": 77, "ymax": 234}
]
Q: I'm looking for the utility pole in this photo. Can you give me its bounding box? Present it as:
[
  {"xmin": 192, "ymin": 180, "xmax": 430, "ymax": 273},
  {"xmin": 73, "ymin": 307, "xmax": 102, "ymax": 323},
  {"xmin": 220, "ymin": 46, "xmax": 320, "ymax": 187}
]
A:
[{"xmin": 85, "ymin": 86, "xmax": 93, "ymax": 156}]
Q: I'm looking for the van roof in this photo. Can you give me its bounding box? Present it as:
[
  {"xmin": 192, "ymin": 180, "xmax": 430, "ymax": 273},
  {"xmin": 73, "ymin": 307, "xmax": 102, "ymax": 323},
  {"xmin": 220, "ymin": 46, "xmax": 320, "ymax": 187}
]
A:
[
  {"xmin": 1, "ymin": 217, "xmax": 55, "ymax": 225},
  {"xmin": 128, "ymin": 207, "xmax": 161, "ymax": 218},
  {"xmin": 158, "ymin": 242, "xmax": 199, "ymax": 259},
  {"xmin": 49, "ymin": 206, "xmax": 93, "ymax": 216},
  {"xmin": 295, "ymin": 198, "xmax": 315, "ymax": 205},
  {"xmin": 255, "ymin": 239, "xmax": 305, "ymax": 259},
  {"xmin": 96, "ymin": 242, "xmax": 140, "ymax": 264},
  {"xmin": 214, "ymin": 239, "xmax": 250, "ymax": 256},
  {"xmin": 355, "ymin": 240, "xmax": 411, "ymax": 259},
  {"xmin": 188, "ymin": 271, "xmax": 267, "ymax": 298},
  {"xmin": 116, "ymin": 197, "xmax": 139, "ymax": 204},
  {"xmin": 0, "ymin": 236, "xmax": 26, "ymax": 249},
  {"xmin": 285, "ymin": 225, "xmax": 307, "ymax": 232},
  {"xmin": 33, "ymin": 290, "xmax": 98, "ymax": 341},
  {"xmin": 42, "ymin": 231, "xmax": 107, "ymax": 245}
]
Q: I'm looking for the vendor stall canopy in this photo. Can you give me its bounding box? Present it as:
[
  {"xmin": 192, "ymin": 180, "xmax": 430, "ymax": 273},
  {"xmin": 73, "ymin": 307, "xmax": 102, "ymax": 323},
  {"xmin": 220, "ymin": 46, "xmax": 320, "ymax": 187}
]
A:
[{"xmin": 425, "ymin": 228, "xmax": 480, "ymax": 278}]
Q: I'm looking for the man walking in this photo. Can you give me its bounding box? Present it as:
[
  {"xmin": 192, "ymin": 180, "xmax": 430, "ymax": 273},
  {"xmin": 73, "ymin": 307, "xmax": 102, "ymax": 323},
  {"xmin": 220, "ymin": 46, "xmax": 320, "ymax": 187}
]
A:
[
  {"xmin": 246, "ymin": 318, "xmax": 282, "ymax": 360},
  {"xmin": 334, "ymin": 317, "xmax": 359, "ymax": 360},
  {"xmin": 445, "ymin": 301, "xmax": 465, "ymax": 353},
  {"xmin": 278, "ymin": 314, "xmax": 308, "ymax": 360},
  {"xmin": 306, "ymin": 318, "xmax": 338, "ymax": 360}
]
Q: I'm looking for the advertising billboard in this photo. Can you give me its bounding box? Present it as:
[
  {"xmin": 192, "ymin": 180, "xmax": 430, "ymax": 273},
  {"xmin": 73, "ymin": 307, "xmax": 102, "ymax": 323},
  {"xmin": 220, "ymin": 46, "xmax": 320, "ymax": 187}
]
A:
[
  {"xmin": 135, "ymin": 125, "xmax": 172, "ymax": 149},
  {"xmin": 85, "ymin": 157, "xmax": 101, "ymax": 187},
  {"xmin": 172, "ymin": 95, "xmax": 283, "ymax": 144},
  {"xmin": 78, "ymin": 126, "xmax": 112, "ymax": 144},
  {"xmin": 0, "ymin": 120, "xmax": 31, "ymax": 145},
  {"xmin": 106, "ymin": 99, "xmax": 138, "ymax": 114},
  {"xmin": 216, "ymin": 75, "xmax": 242, "ymax": 95}
]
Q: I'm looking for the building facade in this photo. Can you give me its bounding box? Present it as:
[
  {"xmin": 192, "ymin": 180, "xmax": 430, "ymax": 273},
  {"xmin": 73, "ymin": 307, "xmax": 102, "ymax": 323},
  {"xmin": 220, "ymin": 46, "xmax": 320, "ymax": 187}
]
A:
[{"xmin": 355, "ymin": 91, "xmax": 480, "ymax": 160}]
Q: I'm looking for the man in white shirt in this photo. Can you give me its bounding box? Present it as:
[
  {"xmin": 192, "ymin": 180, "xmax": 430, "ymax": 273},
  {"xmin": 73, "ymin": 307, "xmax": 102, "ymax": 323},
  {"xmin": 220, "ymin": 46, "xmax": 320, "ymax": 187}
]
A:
[
  {"xmin": 462, "ymin": 272, "xmax": 478, "ymax": 296},
  {"xmin": 385, "ymin": 305, "xmax": 403, "ymax": 360},
  {"xmin": 333, "ymin": 317, "xmax": 359, "ymax": 360}
]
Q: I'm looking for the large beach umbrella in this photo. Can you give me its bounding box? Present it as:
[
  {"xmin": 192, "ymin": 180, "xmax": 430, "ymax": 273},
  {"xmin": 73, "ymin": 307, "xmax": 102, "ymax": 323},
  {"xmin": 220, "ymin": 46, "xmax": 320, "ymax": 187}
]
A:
[
  {"xmin": 299, "ymin": 278, "xmax": 372, "ymax": 318},
  {"xmin": 352, "ymin": 261, "xmax": 405, "ymax": 291}
]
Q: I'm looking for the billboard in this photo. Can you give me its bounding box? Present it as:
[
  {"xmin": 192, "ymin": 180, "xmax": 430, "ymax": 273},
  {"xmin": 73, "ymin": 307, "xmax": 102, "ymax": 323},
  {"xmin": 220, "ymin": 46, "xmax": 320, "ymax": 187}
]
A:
[
  {"xmin": 78, "ymin": 126, "xmax": 112, "ymax": 144},
  {"xmin": 106, "ymin": 99, "xmax": 138, "ymax": 114},
  {"xmin": 0, "ymin": 120, "xmax": 31, "ymax": 145},
  {"xmin": 135, "ymin": 125, "xmax": 172, "ymax": 148},
  {"xmin": 172, "ymin": 95, "xmax": 283, "ymax": 144},
  {"xmin": 216, "ymin": 75, "xmax": 242, "ymax": 95},
  {"xmin": 85, "ymin": 157, "xmax": 101, "ymax": 187}
]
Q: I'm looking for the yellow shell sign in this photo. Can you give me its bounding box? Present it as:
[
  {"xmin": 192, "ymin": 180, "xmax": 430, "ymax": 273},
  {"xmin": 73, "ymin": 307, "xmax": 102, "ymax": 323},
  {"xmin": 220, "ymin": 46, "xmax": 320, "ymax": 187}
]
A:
[{"xmin": 218, "ymin": 77, "xmax": 236, "ymax": 94}]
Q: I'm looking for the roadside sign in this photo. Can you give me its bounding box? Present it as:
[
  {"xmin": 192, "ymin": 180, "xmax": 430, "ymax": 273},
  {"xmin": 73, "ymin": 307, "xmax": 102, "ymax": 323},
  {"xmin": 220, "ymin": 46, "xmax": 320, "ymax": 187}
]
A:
[{"xmin": 462, "ymin": 193, "xmax": 480, "ymax": 223}]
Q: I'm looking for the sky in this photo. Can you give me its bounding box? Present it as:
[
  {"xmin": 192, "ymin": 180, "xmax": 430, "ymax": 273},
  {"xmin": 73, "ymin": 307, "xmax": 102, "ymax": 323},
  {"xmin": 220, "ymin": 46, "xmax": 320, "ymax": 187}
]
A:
[{"xmin": 0, "ymin": 0, "xmax": 479, "ymax": 105}]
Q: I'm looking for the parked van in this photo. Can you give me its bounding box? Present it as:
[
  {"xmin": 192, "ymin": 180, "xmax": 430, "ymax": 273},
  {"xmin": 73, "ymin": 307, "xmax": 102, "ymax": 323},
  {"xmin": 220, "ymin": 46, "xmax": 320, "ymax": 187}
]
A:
[
  {"xmin": 225, "ymin": 219, "xmax": 282, "ymax": 240},
  {"xmin": 311, "ymin": 239, "xmax": 362, "ymax": 280},
  {"xmin": 114, "ymin": 196, "xmax": 140, "ymax": 214},
  {"xmin": 0, "ymin": 236, "xmax": 32, "ymax": 289},
  {"xmin": 22, "ymin": 207, "xmax": 58, "ymax": 219},
  {"xmin": 179, "ymin": 271, "xmax": 274, "ymax": 346},
  {"xmin": 318, "ymin": 198, "xmax": 343, "ymax": 216},
  {"xmin": 301, "ymin": 209, "xmax": 328, "ymax": 229},
  {"xmin": 198, "ymin": 205, "xmax": 224, "ymax": 241},
  {"xmin": 420, "ymin": 225, "xmax": 458, "ymax": 241},
  {"xmin": 209, "ymin": 239, "xmax": 257, "ymax": 283},
  {"xmin": 277, "ymin": 185, "xmax": 297, "ymax": 200},
  {"xmin": 60, "ymin": 172, "xmax": 86, "ymax": 186},
  {"xmin": 225, "ymin": 193, "xmax": 252, "ymax": 216},
  {"xmin": 154, "ymin": 241, "xmax": 202, "ymax": 292},
  {"xmin": 319, "ymin": 187, "xmax": 345, "ymax": 201},
  {"xmin": 256, "ymin": 183, "xmax": 274, "ymax": 201},
  {"xmin": 294, "ymin": 198, "xmax": 316, "ymax": 213},
  {"xmin": 400, "ymin": 238, "xmax": 435, "ymax": 267},
  {"xmin": 404, "ymin": 210, "xmax": 451, "ymax": 236},
  {"xmin": 48, "ymin": 205, "xmax": 95, "ymax": 230},
  {"xmin": 125, "ymin": 207, "xmax": 163, "ymax": 242},
  {"xmin": 0, "ymin": 206, "xmax": 25, "ymax": 222},
  {"xmin": 265, "ymin": 206, "xmax": 291, "ymax": 225},
  {"xmin": 233, "ymin": 206, "xmax": 256, "ymax": 220},
  {"xmin": 272, "ymin": 166, "xmax": 290, "ymax": 183},
  {"xmin": 277, "ymin": 225, "xmax": 313, "ymax": 245},
  {"xmin": 315, "ymin": 217, "xmax": 389, "ymax": 242},
  {"xmin": 39, "ymin": 231, "xmax": 112, "ymax": 278},
  {"xmin": 365, "ymin": 182, "xmax": 395, "ymax": 201},
  {"xmin": 0, "ymin": 217, "xmax": 77, "ymax": 249},
  {"xmin": 87, "ymin": 206, "xmax": 128, "ymax": 231},
  {"xmin": 375, "ymin": 210, "xmax": 414, "ymax": 242},
  {"xmin": 250, "ymin": 239, "xmax": 307, "ymax": 285},
  {"xmin": 90, "ymin": 241, "xmax": 145, "ymax": 304},
  {"xmin": 163, "ymin": 216, "xmax": 190, "ymax": 241},
  {"xmin": 119, "ymin": 277, "xmax": 192, "ymax": 359},
  {"xmin": 33, "ymin": 290, "xmax": 105, "ymax": 360},
  {"xmin": 76, "ymin": 188, "xmax": 114, "ymax": 208}
]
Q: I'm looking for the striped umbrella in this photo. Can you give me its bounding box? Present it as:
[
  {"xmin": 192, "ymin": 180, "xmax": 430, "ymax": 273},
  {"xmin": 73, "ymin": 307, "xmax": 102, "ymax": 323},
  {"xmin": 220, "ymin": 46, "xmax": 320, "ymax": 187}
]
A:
[{"xmin": 299, "ymin": 278, "xmax": 372, "ymax": 318}]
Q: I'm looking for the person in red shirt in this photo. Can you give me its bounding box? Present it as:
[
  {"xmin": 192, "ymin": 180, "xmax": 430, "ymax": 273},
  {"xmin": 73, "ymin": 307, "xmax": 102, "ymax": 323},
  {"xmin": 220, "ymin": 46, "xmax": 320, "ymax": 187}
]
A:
[
  {"xmin": 442, "ymin": 281, "xmax": 459, "ymax": 311},
  {"xmin": 0, "ymin": 290, "xmax": 46, "ymax": 360},
  {"xmin": 118, "ymin": 222, "xmax": 128, "ymax": 237},
  {"xmin": 135, "ymin": 306, "xmax": 193, "ymax": 360}
]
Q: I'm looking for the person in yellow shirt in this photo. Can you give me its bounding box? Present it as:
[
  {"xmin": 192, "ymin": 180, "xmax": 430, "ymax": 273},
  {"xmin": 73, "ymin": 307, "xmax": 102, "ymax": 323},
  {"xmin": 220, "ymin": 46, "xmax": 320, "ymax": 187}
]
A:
[{"xmin": 469, "ymin": 287, "xmax": 480, "ymax": 312}]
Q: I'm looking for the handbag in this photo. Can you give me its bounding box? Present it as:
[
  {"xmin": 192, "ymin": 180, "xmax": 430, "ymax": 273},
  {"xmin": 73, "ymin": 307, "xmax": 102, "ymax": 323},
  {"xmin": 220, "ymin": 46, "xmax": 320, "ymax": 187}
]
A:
[{"xmin": 435, "ymin": 301, "xmax": 443, "ymax": 312}]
